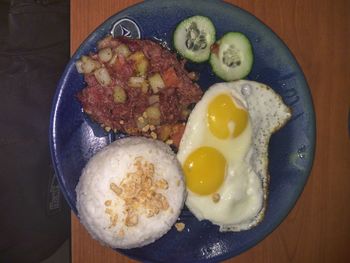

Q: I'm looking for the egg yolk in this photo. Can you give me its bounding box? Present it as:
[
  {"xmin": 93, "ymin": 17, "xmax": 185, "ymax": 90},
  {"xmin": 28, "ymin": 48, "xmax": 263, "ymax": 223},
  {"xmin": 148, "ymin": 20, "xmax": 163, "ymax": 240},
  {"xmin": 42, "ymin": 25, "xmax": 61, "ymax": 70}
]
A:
[
  {"xmin": 183, "ymin": 147, "xmax": 226, "ymax": 195},
  {"xmin": 207, "ymin": 94, "xmax": 248, "ymax": 139}
]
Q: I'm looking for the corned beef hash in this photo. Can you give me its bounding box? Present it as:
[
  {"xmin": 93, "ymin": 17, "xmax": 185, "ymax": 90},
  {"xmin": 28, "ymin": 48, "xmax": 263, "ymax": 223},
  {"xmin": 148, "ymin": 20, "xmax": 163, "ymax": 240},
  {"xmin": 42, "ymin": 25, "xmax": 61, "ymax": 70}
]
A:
[{"xmin": 76, "ymin": 35, "xmax": 203, "ymax": 147}]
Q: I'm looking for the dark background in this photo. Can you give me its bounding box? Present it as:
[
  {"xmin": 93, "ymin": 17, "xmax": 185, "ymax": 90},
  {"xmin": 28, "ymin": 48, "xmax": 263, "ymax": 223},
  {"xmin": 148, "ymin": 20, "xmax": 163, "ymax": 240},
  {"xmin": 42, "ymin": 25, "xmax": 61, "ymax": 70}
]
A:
[{"xmin": 0, "ymin": 1, "xmax": 70, "ymax": 262}]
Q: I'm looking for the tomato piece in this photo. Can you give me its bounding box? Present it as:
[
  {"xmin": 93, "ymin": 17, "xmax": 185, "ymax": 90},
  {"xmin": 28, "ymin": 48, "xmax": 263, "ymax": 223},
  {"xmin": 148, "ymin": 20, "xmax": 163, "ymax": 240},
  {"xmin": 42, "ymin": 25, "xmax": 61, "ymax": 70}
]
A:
[
  {"xmin": 162, "ymin": 67, "xmax": 180, "ymax": 87},
  {"xmin": 170, "ymin": 123, "xmax": 186, "ymax": 148}
]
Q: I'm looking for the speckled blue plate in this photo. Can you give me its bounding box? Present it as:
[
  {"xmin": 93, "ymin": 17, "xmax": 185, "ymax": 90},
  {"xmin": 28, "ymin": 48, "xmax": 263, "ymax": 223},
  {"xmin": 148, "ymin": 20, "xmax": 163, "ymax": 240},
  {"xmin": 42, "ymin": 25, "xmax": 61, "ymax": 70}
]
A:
[{"xmin": 49, "ymin": 0, "xmax": 315, "ymax": 262}]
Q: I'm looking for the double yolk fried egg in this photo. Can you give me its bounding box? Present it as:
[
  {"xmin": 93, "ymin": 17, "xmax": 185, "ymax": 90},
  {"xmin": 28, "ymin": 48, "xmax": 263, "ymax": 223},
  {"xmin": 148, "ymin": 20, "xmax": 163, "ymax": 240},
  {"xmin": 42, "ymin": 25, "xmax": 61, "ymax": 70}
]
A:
[{"xmin": 177, "ymin": 80, "xmax": 291, "ymax": 231}]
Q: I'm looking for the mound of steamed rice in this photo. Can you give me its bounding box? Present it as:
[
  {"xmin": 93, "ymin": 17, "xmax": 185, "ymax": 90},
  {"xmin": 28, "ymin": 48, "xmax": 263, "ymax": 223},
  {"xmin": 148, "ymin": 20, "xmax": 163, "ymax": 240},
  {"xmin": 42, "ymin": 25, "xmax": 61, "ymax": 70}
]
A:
[{"xmin": 76, "ymin": 137, "xmax": 186, "ymax": 249}]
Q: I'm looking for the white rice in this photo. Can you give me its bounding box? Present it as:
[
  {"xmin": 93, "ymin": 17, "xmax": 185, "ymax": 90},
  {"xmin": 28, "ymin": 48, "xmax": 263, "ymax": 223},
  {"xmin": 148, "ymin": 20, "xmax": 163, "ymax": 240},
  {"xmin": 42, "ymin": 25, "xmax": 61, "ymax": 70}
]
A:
[{"xmin": 76, "ymin": 137, "xmax": 186, "ymax": 249}]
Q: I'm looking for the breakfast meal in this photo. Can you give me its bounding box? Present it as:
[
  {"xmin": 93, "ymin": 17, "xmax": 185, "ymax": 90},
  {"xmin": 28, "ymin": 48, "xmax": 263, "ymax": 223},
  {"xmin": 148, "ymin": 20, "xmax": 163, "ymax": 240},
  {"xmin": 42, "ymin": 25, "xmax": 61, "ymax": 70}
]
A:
[
  {"xmin": 177, "ymin": 80, "xmax": 291, "ymax": 231},
  {"xmin": 74, "ymin": 15, "xmax": 292, "ymax": 249},
  {"xmin": 76, "ymin": 35, "xmax": 203, "ymax": 148},
  {"xmin": 76, "ymin": 137, "xmax": 185, "ymax": 249}
]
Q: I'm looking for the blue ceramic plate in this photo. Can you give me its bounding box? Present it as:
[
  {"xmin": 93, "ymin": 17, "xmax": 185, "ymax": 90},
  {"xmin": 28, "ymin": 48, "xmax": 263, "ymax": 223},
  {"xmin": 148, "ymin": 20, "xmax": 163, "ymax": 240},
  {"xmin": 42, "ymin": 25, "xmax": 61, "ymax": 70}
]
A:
[{"xmin": 50, "ymin": 0, "xmax": 315, "ymax": 262}]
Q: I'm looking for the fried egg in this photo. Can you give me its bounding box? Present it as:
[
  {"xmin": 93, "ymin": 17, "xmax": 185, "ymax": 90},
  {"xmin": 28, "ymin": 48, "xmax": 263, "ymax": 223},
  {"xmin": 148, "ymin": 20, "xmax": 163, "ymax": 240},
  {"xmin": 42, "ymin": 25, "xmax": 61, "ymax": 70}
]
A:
[{"xmin": 177, "ymin": 80, "xmax": 291, "ymax": 231}]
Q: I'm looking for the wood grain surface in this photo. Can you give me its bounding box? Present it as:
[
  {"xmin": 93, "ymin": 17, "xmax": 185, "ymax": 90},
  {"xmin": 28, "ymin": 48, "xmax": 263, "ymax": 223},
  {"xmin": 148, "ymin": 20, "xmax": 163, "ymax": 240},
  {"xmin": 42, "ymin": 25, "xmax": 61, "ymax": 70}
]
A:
[{"xmin": 71, "ymin": 0, "xmax": 350, "ymax": 262}]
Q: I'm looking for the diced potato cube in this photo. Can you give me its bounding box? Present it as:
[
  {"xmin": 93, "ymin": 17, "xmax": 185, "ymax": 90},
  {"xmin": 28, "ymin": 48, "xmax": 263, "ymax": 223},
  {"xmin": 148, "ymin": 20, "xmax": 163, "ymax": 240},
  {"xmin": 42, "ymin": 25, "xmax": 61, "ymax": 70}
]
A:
[
  {"xmin": 109, "ymin": 44, "xmax": 131, "ymax": 65},
  {"xmin": 109, "ymin": 53, "xmax": 118, "ymax": 65},
  {"xmin": 76, "ymin": 55, "xmax": 100, "ymax": 74},
  {"xmin": 128, "ymin": 51, "xmax": 145, "ymax": 62},
  {"xmin": 136, "ymin": 58, "xmax": 149, "ymax": 76},
  {"xmin": 128, "ymin": 76, "xmax": 145, "ymax": 88},
  {"xmin": 129, "ymin": 51, "xmax": 150, "ymax": 75},
  {"xmin": 98, "ymin": 47, "xmax": 112, "ymax": 62},
  {"xmin": 113, "ymin": 86, "xmax": 127, "ymax": 103},
  {"xmin": 146, "ymin": 106, "xmax": 161, "ymax": 125},
  {"xmin": 148, "ymin": 73, "xmax": 165, "ymax": 93},
  {"xmin": 94, "ymin": 68, "xmax": 111, "ymax": 86},
  {"xmin": 114, "ymin": 44, "xmax": 131, "ymax": 57}
]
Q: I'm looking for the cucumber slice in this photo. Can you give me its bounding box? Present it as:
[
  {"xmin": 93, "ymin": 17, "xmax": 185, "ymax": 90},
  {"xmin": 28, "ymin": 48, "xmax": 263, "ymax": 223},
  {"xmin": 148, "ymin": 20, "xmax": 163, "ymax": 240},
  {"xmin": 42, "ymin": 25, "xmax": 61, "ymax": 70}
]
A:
[
  {"xmin": 173, "ymin": 15, "xmax": 216, "ymax": 62},
  {"xmin": 210, "ymin": 32, "xmax": 253, "ymax": 81}
]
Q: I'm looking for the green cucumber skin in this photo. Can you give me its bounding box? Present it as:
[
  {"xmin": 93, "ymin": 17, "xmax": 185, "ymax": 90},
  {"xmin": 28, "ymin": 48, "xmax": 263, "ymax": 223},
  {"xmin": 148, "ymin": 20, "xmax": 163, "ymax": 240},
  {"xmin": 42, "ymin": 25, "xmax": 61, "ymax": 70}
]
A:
[
  {"xmin": 210, "ymin": 32, "xmax": 254, "ymax": 81},
  {"xmin": 173, "ymin": 15, "xmax": 216, "ymax": 63}
]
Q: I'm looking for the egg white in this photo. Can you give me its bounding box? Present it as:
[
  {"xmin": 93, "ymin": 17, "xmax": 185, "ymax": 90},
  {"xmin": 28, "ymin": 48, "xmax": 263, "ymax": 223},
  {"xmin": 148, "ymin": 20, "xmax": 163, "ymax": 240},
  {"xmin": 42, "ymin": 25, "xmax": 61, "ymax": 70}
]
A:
[{"xmin": 177, "ymin": 80, "xmax": 291, "ymax": 231}]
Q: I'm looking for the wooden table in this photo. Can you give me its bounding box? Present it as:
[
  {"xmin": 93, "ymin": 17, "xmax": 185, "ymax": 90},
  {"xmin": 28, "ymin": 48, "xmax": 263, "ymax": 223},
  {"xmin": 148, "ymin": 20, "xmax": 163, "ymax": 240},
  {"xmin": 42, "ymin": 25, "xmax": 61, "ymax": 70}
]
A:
[{"xmin": 71, "ymin": 0, "xmax": 350, "ymax": 262}]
